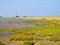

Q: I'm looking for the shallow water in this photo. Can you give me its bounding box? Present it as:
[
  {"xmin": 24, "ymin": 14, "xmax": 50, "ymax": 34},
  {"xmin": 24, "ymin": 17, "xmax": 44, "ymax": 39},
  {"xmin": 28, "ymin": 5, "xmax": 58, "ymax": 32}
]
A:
[
  {"xmin": 0, "ymin": 19, "xmax": 36, "ymax": 27},
  {"xmin": 0, "ymin": 32, "xmax": 14, "ymax": 35}
]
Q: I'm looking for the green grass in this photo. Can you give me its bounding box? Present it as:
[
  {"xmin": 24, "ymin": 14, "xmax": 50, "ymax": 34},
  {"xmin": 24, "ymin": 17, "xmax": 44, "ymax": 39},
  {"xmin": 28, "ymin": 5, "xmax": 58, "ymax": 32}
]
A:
[
  {"xmin": 0, "ymin": 41, "xmax": 5, "ymax": 45},
  {"xmin": 0, "ymin": 19, "xmax": 60, "ymax": 45}
]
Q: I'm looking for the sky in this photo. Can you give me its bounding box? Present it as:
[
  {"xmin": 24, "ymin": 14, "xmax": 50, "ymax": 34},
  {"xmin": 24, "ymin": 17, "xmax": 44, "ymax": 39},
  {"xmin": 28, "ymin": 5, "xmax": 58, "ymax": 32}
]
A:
[{"xmin": 0, "ymin": 0, "xmax": 60, "ymax": 17}]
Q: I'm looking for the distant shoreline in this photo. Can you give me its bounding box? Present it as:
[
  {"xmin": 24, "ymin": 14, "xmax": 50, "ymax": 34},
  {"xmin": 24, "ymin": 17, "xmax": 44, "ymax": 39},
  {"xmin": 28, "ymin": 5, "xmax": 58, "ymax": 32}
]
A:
[{"xmin": 0, "ymin": 16, "xmax": 60, "ymax": 20}]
